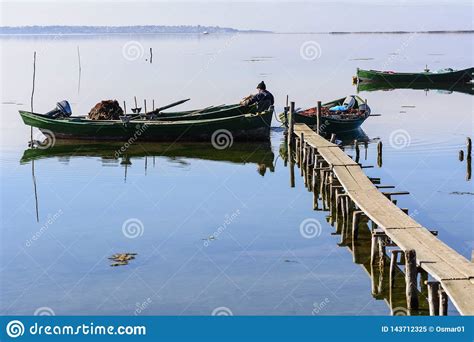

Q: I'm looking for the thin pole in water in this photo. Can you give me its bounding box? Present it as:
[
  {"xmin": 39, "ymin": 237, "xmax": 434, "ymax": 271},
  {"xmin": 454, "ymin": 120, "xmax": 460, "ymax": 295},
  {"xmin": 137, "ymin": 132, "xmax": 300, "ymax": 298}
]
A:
[
  {"xmin": 30, "ymin": 51, "xmax": 37, "ymax": 144},
  {"xmin": 77, "ymin": 46, "xmax": 82, "ymax": 94}
]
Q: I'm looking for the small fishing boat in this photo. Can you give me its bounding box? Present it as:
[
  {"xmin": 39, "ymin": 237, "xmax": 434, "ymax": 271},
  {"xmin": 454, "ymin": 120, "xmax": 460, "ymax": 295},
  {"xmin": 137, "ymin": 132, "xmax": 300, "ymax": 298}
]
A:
[
  {"xmin": 356, "ymin": 67, "xmax": 473, "ymax": 84},
  {"xmin": 19, "ymin": 106, "xmax": 273, "ymax": 142},
  {"xmin": 279, "ymin": 95, "xmax": 370, "ymax": 134}
]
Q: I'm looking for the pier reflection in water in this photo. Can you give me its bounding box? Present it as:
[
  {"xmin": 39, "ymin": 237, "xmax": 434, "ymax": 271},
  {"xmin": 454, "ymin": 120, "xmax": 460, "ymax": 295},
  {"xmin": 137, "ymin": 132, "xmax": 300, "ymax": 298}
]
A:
[{"xmin": 281, "ymin": 136, "xmax": 438, "ymax": 316}]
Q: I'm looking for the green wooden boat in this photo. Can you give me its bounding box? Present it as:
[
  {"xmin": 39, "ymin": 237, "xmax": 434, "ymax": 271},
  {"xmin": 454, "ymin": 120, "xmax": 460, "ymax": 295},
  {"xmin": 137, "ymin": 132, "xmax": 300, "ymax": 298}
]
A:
[
  {"xmin": 356, "ymin": 67, "xmax": 473, "ymax": 84},
  {"xmin": 19, "ymin": 108, "xmax": 273, "ymax": 142}
]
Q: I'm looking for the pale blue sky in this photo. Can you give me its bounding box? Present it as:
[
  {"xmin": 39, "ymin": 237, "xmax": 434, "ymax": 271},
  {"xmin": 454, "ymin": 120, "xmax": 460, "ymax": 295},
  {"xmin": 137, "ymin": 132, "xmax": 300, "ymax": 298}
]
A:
[{"xmin": 0, "ymin": 1, "xmax": 472, "ymax": 32}]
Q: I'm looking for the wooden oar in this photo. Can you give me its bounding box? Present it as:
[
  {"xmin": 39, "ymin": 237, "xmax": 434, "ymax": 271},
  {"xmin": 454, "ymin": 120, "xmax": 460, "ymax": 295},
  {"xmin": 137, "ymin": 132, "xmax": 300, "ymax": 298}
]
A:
[{"xmin": 149, "ymin": 98, "xmax": 190, "ymax": 114}]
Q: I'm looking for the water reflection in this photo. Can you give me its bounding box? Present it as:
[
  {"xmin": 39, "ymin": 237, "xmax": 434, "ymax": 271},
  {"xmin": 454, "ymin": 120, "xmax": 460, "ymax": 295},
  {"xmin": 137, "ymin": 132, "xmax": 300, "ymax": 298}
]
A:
[
  {"xmin": 285, "ymin": 137, "xmax": 432, "ymax": 316},
  {"xmin": 356, "ymin": 81, "xmax": 474, "ymax": 96},
  {"xmin": 21, "ymin": 140, "xmax": 275, "ymax": 173}
]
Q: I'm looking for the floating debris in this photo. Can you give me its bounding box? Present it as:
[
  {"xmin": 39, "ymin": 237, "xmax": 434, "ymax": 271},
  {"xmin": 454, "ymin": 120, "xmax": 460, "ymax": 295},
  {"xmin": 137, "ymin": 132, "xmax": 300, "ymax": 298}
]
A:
[
  {"xmin": 283, "ymin": 259, "xmax": 299, "ymax": 263},
  {"xmin": 109, "ymin": 253, "xmax": 137, "ymax": 267},
  {"xmin": 243, "ymin": 56, "xmax": 274, "ymax": 62},
  {"xmin": 201, "ymin": 236, "xmax": 216, "ymax": 241},
  {"xmin": 401, "ymin": 105, "xmax": 416, "ymax": 108},
  {"xmin": 449, "ymin": 191, "xmax": 474, "ymax": 196},
  {"xmin": 349, "ymin": 57, "xmax": 374, "ymax": 61}
]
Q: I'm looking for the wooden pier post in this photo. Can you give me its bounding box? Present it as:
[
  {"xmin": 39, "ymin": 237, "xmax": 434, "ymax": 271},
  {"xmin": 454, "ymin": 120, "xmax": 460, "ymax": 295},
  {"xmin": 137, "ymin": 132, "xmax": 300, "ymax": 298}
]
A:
[
  {"xmin": 468, "ymin": 154, "xmax": 472, "ymax": 181},
  {"xmin": 439, "ymin": 289, "xmax": 448, "ymax": 316},
  {"xmin": 377, "ymin": 141, "xmax": 383, "ymax": 167},
  {"xmin": 389, "ymin": 250, "xmax": 402, "ymax": 289},
  {"xmin": 426, "ymin": 281, "xmax": 440, "ymax": 316},
  {"xmin": 352, "ymin": 211, "xmax": 364, "ymax": 240},
  {"xmin": 370, "ymin": 233, "xmax": 378, "ymax": 265},
  {"xmin": 467, "ymin": 137, "xmax": 472, "ymax": 158},
  {"xmin": 144, "ymin": 99, "xmax": 147, "ymax": 114},
  {"xmin": 300, "ymin": 133, "xmax": 305, "ymax": 175},
  {"xmin": 288, "ymin": 102, "xmax": 295, "ymax": 148},
  {"xmin": 354, "ymin": 139, "xmax": 360, "ymax": 163},
  {"xmin": 123, "ymin": 101, "xmax": 127, "ymax": 115},
  {"xmin": 316, "ymin": 101, "xmax": 322, "ymax": 135},
  {"xmin": 405, "ymin": 249, "xmax": 419, "ymax": 310},
  {"xmin": 459, "ymin": 150, "xmax": 464, "ymax": 161}
]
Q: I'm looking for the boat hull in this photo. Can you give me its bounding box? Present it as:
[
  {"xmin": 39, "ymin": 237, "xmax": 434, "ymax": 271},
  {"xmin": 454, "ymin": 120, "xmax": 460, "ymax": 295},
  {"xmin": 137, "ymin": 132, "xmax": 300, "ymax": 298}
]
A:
[
  {"xmin": 20, "ymin": 110, "xmax": 273, "ymax": 142},
  {"xmin": 293, "ymin": 113, "xmax": 368, "ymax": 134},
  {"xmin": 357, "ymin": 68, "xmax": 473, "ymax": 84},
  {"xmin": 278, "ymin": 96, "xmax": 370, "ymax": 133}
]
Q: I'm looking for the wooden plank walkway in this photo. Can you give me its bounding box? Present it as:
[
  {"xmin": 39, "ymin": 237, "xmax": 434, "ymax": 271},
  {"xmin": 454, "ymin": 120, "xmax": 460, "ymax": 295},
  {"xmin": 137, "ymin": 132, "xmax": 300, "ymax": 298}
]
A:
[{"xmin": 293, "ymin": 123, "xmax": 474, "ymax": 315}]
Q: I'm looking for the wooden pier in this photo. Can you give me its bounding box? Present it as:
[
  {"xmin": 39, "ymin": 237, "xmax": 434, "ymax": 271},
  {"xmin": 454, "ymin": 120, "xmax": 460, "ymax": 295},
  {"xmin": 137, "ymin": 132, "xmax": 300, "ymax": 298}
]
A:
[{"xmin": 285, "ymin": 105, "xmax": 474, "ymax": 315}]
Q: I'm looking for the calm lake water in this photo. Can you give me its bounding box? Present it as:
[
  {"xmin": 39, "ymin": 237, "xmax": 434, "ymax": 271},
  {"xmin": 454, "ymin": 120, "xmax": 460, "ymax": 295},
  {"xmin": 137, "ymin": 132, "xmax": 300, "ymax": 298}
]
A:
[{"xmin": 0, "ymin": 33, "xmax": 472, "ymax": 316}]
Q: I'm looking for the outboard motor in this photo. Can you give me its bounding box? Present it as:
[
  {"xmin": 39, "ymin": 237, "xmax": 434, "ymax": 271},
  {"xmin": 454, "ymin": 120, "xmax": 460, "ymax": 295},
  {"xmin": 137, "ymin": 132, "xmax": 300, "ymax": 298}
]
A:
[{"xmin": 45, "ymin": 100, "xmax": 72, "ymax": 118}]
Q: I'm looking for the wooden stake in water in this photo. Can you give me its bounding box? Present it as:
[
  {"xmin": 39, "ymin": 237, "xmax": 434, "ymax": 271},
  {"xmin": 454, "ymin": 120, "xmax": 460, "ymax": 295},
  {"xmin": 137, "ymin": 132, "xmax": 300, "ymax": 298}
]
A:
[
  {"xmin": 405, "ymin": 249, "xmax": 419, "ymax": 310},
  {"xmin": 316, "ymin": 101, "xmax": 322, "ymax": 135},
  {"xmin": 77, "ymin": 46, "xmax": 82, "ymax": 94},
  {"xmin": 123, "ymin": 101, "xmax": 127, "ymax": 115},
  {"xmin": 30, "ymin": 51, "xmax": 37, "ymax": 144},
  {"xmin": 467, "ymin": 137, "xmax": 472, "ymax": 158}
]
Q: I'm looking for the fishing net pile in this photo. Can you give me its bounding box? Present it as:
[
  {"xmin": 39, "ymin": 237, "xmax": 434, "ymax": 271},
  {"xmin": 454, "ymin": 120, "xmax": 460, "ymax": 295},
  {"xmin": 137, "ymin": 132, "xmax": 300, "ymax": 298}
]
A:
[
  {"xmin": 88, "ymin": 100, "xmax": 123, "ymax": 120},
  {"xmin": 299, "ymin": 107, "xmax": 365, "ymax": 118}
]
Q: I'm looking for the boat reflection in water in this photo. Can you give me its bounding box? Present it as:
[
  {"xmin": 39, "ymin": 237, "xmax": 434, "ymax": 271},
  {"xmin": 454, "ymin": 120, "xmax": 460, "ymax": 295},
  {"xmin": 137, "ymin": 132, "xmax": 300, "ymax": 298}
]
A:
[
  {"xmin": 356, "ymin": 80, "xmax": 474, "ymax": 96},
  {"xmin": 21, "ymin": 140, "xmax": 276, "ymax": 177}
]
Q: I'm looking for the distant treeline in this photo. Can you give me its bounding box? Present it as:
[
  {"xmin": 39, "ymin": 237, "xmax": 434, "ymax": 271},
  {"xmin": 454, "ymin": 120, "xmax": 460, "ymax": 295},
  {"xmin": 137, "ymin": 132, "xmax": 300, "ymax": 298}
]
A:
[{"xmin": 0, "ymin": 25, "xmax": 269, "ymax": 35}]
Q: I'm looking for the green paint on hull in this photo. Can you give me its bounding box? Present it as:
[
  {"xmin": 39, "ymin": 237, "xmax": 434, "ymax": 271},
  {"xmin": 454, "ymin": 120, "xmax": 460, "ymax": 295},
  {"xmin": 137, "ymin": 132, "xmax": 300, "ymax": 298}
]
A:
[
  {"xmin": 357, "ymin": 67, "xmax": 473, "ymax": 84},
  {"xmin": 20, "ymin": 109, "xmax": 273, "ymax": 141}
]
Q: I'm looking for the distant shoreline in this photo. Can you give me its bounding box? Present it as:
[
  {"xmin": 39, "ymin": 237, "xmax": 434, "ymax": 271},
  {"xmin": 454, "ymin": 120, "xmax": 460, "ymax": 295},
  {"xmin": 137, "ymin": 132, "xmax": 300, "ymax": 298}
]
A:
[
  {"xmin": 0, "ymin": 25, "xmax": 269, "ymax": 35},
  {"xmin": 0, "ymin": 26, "xmax": 471, "ymax": 35},
  {"xmin": 278, "ymin": 30, "xmax": 473, "ymax": 34}
]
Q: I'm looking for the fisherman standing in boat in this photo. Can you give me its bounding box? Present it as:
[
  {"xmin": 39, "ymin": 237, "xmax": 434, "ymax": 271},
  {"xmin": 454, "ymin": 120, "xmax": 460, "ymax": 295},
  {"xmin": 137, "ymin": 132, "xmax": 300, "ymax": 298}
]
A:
[{"xmin": 241, "ymin": 81, "xmax": 274, "ymax": 111}]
